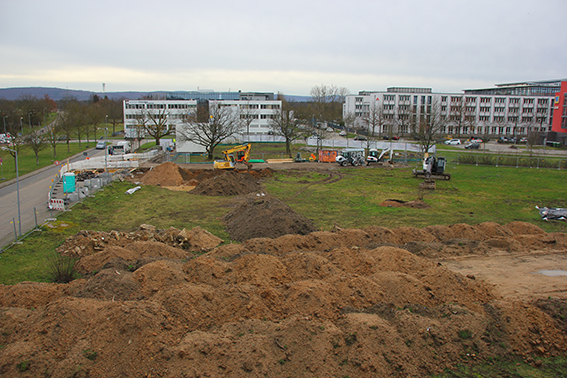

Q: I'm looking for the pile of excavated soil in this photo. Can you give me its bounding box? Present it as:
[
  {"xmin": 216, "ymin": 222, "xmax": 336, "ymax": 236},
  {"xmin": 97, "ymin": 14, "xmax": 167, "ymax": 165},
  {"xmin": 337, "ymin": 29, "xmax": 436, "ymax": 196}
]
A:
[
  {"xmin": 1, "ymin": 222, "xmax": 567, "ymax": 377},
  {"xmin": 191, "ymin": 170, "xmax": 263, "ymax": 196},
  {"xmin": 56, "ymin": 224, "xmax": 224, "ymax": 260},
  {"xmin": 136, "ymin": 162, "xmax": 273, "ymax": 194},
  {"xmin": 379, "ymin": 199, "xmax": 430, "ymax": 209},
  {"xmin": 138, "ymin": 161, "xmax": 185, "ymax": 186},
  {"xmin": 223, "ymin": 194, "xmax": 317, "ymax": 241}
]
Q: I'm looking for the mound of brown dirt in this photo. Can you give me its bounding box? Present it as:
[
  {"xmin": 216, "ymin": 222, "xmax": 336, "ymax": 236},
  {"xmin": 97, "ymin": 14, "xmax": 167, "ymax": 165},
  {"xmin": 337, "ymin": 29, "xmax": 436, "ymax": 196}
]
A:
[
  {"xmin": 379, "ymin": 199, "xmax": 430, "ymax": 208},
  {"xmin": 56, "ymin": 224, "xmax": 223, "ymax": 258},
  {"xmin": 139, "ymin": 161, "xmax": 185, "ymax": 186},
  {"xmin": 1, "ymin": 225, "xmax": 567, "ymax": 378},
  {"xmin": 191, "ymin": 170, "xmax": 263, "ymax": 196},
  {"xmin": 223, "ymin": 194, "xmax": 317, "ymax": 241}
]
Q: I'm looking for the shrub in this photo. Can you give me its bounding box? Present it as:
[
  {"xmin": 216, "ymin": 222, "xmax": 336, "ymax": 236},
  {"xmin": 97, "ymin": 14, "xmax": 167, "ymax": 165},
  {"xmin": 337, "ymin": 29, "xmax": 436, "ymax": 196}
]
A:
[{"xmin": 47, "ymin": 253, "xmax": 78, "ymax": 283}]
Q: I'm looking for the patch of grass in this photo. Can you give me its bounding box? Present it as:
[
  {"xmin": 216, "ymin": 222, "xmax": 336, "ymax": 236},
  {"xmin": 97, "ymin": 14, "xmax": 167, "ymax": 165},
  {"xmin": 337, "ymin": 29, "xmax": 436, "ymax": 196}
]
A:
[
  {"xmin": 0, "ymin": 142, "xmax": 94, "ymax": 182},
  {"xmin": 17, "ymin": 360, "xmax": 30, "ymax": 372},
  {"xmin": 2, "ymin": 163, "xmax": 567, "ymax": 285},
  {"xmin": 433, "ymin": 355, "xmax": 567, "ymax": 377},
  {"xmin": 458, "ymin": 330, "xmax": 472, "ymax": 340},
  {"xmin": 83, "ymin": 349, "xmax": 98, "ymax": 360},
  {"xmin": 265, "ymin": 164, "xmax": 567, "ymax": 233},
  {"xmin": 47, "ymin": 253, "xmax": 78, "ymax": 283}
]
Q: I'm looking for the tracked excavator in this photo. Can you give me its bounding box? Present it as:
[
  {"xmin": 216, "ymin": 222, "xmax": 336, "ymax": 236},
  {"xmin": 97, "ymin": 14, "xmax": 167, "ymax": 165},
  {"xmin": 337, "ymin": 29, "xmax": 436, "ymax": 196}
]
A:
[
  {"xmin": 412, "ymin": 155, "xmax": 451, "ymax": 180},
  {"xmin": 214, "ymin": 144, "xmax": 252, "ymax": 170}
]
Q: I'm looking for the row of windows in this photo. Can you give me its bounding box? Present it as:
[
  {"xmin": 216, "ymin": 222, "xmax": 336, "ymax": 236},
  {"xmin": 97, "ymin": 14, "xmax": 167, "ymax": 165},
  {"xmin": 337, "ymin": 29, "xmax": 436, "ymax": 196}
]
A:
[{"xmin": 367, "ymin": 95, "xmax": 551, "ymax": 106}]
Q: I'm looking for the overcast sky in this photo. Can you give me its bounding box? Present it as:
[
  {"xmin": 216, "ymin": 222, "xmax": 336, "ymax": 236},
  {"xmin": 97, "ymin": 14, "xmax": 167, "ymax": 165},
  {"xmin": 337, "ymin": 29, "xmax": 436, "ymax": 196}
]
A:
[{"xmin": 1, "ymin": 0, "xmax": 565, "ymax": 96}]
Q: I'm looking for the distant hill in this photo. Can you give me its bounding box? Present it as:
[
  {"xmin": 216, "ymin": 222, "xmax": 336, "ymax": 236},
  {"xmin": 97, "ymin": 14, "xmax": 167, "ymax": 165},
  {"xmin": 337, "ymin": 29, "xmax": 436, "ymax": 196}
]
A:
[
  {"xmin": 0, "ymin": 87, "xmax": 311, "ymax": 102},
  {"xmin": 0, "ymin": 87, "xmax": 165, "ymax": 101}
]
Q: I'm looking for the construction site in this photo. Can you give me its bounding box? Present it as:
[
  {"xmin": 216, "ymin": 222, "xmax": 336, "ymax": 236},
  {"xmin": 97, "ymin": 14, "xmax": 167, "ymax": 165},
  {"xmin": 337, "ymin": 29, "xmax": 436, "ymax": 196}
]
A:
[{"xmin": 1, "ymin": 159, "xmax": 567, "ymax": 377}]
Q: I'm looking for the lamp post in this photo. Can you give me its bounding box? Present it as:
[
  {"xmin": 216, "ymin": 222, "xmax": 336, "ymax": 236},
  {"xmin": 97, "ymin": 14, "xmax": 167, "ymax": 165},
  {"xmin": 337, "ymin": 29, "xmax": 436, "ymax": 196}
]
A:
[
  {"xmin": 28, "ymin": 112, "xmax": 32, "ymax": 131},
  {"xmin": 105, "ymin": 115, "xmax": 108, "ymax": 171},
  {"xmin": 19, "ymin": 117, "xmax": 23, "ymax": 135},
  {"xmin": 2, "ymin": 146, "xmax": 21, "ymax": 237},
  {"xmin": 3, "ymin": 116, "xmax": 6, "ymax": 134}
]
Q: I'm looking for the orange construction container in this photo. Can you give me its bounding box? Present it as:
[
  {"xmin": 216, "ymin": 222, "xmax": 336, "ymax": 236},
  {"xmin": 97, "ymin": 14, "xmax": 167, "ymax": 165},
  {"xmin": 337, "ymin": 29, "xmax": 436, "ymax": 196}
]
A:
[{"xmin": 318, "ymin": 149, "xmax": 338, "ymax": 163}]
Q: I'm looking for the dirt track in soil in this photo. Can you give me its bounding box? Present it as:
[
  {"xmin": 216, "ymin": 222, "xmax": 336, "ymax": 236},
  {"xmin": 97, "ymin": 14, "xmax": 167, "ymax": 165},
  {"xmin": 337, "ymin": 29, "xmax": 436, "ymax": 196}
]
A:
[{"xmin": 1, "ymin": 162, "xmax": 566, "ymax": 377}]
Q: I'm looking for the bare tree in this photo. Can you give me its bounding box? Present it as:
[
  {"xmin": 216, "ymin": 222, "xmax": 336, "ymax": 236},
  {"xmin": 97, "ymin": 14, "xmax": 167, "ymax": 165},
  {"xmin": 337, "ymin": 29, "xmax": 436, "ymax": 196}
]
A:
[
  {"xmin": 47, "ymin": 119, "xmax": 62, "ymax": 160},
  {"xmin": 310, "ymin": 84, "xmax": 349, "ymax": 124},
  {"xmin": 364, "ymin": 101, "xmax": 386, "ymax": 137},
  {"xmin": 238, "ymin": 101, "xmax": 259, "ymax": 140},
  {"xmin": 133, "ymin": 107, "xmax": 171, "ymax": 147},
  {"xmin": 412, "ymin": 100, "xmax": 446, "ymax": 158},
  {"xmin": 100, "ymin": 97, "xmax": 124, "ymax": 135},
  {"xmin": 56, "ymin": 110, "xmax": 75, "ymax": 153},
  {"xmin": 24, "ymin": 129, "xmax": 48, "ymax": 164},
  {"xmin": 269, "ymin": 97, "xmax": 302, "ymax": 157},
  {"xmin": 177, "ymin": 101, "xmax": 241, "ymax": 160},
  {"xmin": 343, "ymin": 111, "xmax": 356, "ymax": 148},
  {"xmin": 86, "ymin": 102, "xmax": 105, "ymax": 146}
]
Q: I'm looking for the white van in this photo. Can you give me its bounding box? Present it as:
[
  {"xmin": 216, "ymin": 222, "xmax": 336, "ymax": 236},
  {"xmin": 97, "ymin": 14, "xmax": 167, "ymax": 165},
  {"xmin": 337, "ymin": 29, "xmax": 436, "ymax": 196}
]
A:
[{"xmin": 116, "ymin": 140, "xmax": 132, "ymax": 153}]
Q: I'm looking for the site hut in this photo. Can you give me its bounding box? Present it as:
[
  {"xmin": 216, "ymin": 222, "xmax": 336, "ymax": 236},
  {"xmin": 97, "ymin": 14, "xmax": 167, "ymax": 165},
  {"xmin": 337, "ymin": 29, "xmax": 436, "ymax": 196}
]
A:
[{"xmin": 343, "ymin": 79, "xmax": 564, "ymax": 143}]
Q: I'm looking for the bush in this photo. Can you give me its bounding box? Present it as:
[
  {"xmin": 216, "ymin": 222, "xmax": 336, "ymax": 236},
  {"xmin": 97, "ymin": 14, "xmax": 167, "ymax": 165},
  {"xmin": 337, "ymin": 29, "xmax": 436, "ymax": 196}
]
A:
[{"xmin": 47, "ymin": 253, "xmax": 78, "ymax": 283}]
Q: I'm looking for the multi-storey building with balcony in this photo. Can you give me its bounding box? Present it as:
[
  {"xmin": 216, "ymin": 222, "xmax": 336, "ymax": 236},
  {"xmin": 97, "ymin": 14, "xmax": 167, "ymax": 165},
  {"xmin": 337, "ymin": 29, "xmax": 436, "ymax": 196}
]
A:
[{"xmin": 344, "ymin": 80, "xmax": 565, "ymax": 139}]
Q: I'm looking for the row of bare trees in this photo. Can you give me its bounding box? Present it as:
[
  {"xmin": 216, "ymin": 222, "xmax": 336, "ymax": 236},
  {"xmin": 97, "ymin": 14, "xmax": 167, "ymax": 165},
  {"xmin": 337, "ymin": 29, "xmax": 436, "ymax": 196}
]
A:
[{"xmin": 0, "ymin": 94, "xmax": 123, "ymax": 166}]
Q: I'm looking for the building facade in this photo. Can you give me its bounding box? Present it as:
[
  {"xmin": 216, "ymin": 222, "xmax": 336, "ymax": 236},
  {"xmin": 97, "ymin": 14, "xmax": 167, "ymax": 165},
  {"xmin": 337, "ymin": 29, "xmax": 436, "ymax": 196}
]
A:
[
  {"xmin": 123, "ymin": 99, "xmax": 198, "ymax": 140},
  {"xmin": 552, "ymin": 81, "xmax": 567, "ymax": 133},
  {"xmin": 343, "ymin": 80, "xmax": 565, "ymax": 139},
  {"xmin": 123, "ymin": 93, "xmax": 282, "ymax": 152}
]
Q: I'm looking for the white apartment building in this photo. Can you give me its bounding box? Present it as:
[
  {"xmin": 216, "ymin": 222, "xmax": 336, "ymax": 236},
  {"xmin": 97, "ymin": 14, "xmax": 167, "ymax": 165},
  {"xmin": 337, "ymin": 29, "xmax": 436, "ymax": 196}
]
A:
[
  {"xmin": 123, "ymin": 99, "xmax": 197, "ymax": 140},
  {"xmin": 344, "ymin": 80, "xmax": 559, "ymax": 138},
  {"xmin": 123, "ymin": 98, "xmax": 281, "ymax": 153}
]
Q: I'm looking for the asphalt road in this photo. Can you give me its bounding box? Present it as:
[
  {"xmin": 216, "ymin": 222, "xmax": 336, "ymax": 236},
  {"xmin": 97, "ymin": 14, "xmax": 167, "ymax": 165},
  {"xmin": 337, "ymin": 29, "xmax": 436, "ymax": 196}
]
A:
[{"xmin": 0, "ymin": 146, "xmax": 107, "ymax": 249}]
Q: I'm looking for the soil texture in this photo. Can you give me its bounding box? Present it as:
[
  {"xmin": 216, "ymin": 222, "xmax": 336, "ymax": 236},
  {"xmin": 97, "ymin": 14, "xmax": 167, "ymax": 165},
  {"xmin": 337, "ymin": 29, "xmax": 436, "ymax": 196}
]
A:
[{"xmin": 1, "ymin": 221, "xmax": 567, "ymax": 377}]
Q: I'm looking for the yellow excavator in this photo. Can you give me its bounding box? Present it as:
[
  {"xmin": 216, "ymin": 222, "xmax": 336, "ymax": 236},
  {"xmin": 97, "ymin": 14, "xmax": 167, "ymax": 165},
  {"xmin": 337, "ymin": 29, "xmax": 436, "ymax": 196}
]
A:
[{"xmin": 213, "ymin": 143, "xmax": 252, "ymax": 170}]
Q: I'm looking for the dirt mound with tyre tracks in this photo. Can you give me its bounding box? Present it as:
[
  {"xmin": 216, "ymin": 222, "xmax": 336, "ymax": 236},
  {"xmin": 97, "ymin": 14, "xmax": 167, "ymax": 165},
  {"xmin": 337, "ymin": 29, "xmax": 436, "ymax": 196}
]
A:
[{"xmin": 1, "ymin": 221, "xmax": 567, "ymax": 377}]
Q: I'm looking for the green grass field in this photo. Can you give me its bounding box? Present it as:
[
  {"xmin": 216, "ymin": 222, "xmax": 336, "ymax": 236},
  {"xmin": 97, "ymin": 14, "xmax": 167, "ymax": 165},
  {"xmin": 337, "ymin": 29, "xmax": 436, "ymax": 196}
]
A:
[
  {"xmin": 0, "ymin": 142, "xmax": 93, "ymax": 181},
  {"xmin": 2, "ymin": 162, "xmax": 567, "ymax": 285}
]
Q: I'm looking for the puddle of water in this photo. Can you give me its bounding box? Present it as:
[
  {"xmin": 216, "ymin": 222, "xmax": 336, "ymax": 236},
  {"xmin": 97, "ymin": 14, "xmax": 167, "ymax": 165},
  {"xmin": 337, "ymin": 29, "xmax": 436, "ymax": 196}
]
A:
[{"xmin": 534, "ymin": 270, "xmax": 567, "ymax": 277}]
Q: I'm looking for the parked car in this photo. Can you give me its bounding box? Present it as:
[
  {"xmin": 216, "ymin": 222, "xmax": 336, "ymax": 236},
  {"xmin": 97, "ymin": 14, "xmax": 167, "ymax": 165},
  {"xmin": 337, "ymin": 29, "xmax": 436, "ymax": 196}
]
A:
[
  {"xmin": 392, "ymin": 135, "xmax": 400, "ymax": 140},
  {"xmin": 339, "ymin": 130, "xmax": 347, "ymax": 136},
  {"xmin": 96, "ymin": 140, "xmax": 106, "ymax": 149},
  {"xmin": 465, "ymin": 142, "xmax": 480, "ymax": 149},
  {"xmin": 0, "ymin": 133, "xmax": 13, "ymax": 144},
  {"xmin": 354, "ymin": 135, "xmax": 367, "ymax": 141},
  {"xmin": 444, "ymin": 139, "xmax": 461, "ymax": 145},
  {"xmin": 469, "ymin": 137, "xmax": 483, "ymax": 143},
  {"xmin": 519, "ymin": 137, "xmax": 528, "ymax": 144},
  {"xmin": 498, "ymin": 136, "xmax": 516, "ymax": 144},
  {"xmin": 326, "ymin": 127, "xmax": 333, "ymax": 132}
]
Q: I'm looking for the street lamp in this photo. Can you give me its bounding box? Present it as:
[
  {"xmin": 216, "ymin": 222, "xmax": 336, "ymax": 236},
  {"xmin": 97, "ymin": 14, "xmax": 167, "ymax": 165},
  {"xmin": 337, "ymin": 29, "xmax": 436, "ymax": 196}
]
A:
[
  {"xmin": 105, "ymin": 115, "xmax": 108, "ymax": 171},
  {"xmin": 20, "ymin": 117, "xmax": 23, "ymax": 135},
  {"xmin": 2, "ymin": 146, "xmax": 21, "ymax": 237},
  {"xmin": 3, "ymin": 116, "xmax": 6, "ymax": 134},
  {"xmin": 28, "ymin": 112, "xmax": 32, "ymax": 131}
]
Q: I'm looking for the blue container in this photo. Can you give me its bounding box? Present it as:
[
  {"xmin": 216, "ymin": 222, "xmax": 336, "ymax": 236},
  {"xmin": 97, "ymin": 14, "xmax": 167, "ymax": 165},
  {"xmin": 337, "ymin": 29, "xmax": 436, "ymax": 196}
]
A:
[{"xmin": 63, "ymin": 172, "xmax": 76, "ymax": 193}]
